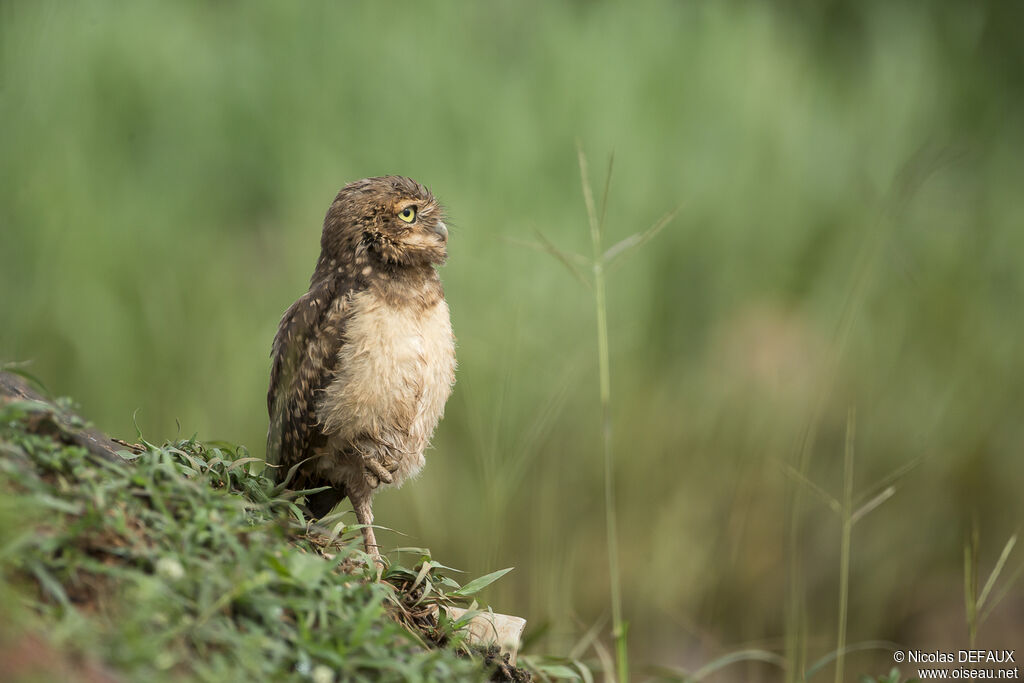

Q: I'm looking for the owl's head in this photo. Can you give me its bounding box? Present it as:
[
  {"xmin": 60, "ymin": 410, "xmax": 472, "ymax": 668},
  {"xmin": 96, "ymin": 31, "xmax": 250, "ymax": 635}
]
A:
[{"xmin": 321, "ymin": 176, "xmax": 448, "ymax": 269}]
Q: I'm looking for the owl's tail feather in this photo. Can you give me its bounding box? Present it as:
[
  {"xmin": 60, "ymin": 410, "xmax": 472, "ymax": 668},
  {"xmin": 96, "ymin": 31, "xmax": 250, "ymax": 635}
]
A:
[{"xmin": 305, "ymin": 486, "xmax": 348, "ymax": 519}]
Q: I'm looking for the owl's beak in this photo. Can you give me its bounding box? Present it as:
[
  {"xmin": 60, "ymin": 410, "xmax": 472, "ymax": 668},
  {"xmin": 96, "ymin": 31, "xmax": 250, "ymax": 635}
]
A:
[{"xmin": 432, "ymin": 221, "xmax": 449, "ymax": 242}]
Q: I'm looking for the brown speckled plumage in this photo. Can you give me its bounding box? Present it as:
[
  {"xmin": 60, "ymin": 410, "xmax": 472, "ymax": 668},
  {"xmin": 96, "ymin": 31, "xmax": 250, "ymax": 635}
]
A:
[{"xmin": 266, "ymin": 176, "xmax": 456, "ymax": 559}]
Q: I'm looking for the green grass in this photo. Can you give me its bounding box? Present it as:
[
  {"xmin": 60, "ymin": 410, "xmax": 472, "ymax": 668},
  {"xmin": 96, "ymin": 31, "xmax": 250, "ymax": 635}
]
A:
[{"xmin": 0, "ymin": 391, "xmax": 541, "ymax": 682}]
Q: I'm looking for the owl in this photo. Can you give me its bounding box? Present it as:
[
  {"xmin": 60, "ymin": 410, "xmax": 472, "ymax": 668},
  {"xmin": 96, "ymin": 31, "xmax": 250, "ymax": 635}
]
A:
[{"xmin": 266, "ymin": 176, "xmax": 456, "ymax": 560}]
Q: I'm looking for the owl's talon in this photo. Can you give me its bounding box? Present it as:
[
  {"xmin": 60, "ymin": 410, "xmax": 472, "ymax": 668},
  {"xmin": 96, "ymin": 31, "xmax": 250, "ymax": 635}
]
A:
[{"xmin": 365, "ymin": 458, "xmax": 394, "ymax": 487}]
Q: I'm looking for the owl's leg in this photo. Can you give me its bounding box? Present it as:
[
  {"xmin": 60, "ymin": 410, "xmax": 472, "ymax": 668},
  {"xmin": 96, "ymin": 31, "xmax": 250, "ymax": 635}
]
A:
[{"xmin": 350, "ymin": 490, "xmax": 382, "ymax": 564}]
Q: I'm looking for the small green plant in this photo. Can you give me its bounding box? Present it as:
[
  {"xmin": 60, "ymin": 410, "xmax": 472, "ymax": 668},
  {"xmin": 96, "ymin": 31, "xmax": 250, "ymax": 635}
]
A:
[
  {"xmin": 783, "ymin": 410, "xmax": 903, "ymax": 683},
  {"xmin": 523, "ymin": 145, "xmax": 677, "ymax": 683}
]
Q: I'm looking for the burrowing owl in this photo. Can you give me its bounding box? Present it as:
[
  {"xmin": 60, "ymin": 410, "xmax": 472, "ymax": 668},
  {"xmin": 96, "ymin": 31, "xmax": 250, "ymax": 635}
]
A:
[{"xmin": 266, "ymin": 176, "xmax": 456, "ymax": 560}]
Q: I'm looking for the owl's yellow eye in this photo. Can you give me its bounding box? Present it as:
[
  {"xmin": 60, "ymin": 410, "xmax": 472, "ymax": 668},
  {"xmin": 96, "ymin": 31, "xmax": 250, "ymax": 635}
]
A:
[{"xmin": 398, "ymin": 206, "xmax": 417, "ymax": 223}]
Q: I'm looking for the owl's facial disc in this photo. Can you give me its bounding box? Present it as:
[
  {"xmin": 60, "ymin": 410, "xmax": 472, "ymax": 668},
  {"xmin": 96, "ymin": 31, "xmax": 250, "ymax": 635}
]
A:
[
  {"xmin": 365, "ymin": 198, "xmax": 448, "ymax": 266},
  {"xmin": 393, "ymin": 219, "xmax": 448, "ymax": 264}
]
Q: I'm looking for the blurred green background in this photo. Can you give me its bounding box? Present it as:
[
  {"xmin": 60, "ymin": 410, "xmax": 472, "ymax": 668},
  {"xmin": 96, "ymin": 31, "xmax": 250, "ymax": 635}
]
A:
[{"xmin": 3, "ymin": 0, "xmax": 1023, "ymax": 678}]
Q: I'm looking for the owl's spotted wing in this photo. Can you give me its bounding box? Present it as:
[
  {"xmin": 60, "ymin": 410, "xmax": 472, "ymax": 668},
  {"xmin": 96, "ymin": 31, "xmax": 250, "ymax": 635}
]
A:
[{"xmin": 266, "ymin": 275, "xmax": 355, "ymax": 486}]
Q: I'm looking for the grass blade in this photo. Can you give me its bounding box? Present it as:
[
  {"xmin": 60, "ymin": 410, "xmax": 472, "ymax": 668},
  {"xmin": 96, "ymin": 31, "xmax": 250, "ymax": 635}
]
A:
[
  {"xmin": 688, "ymin": 649, "xmax": 788, "ymax": 681},
  {"xmin": 534, "ymin": 230, "xmax": 593, "ymax": 290},
  {"xmin": 452, "ymin": 567, "xmax": 514, "ymax": 597},
  {"xmin": 977, "ymin": 533, "xmax": 1017, "ymax": 611},
  {"xmin": 979, "ymin": 559, "xmax": 1024, "ymax": 624},
  {"xmin": 804, "ymin": 641, "xmax": 901, "ymax": 679},
  {"xmin": 781, "ymin": 462, "xmax": 841, "ymax": 514},
  {"xmin": 603, "ymin": 207, "xmax": 678, "ymax": 267},
  {"xmin": 850, "ymin": 486, "xmax": 895, "ymax": 526},
  {"xmin": 834, "ymin": 408, "xmax": 855, "ymax": 683},
  {"xmin": 577, "ymin": 140, "xmax": 601, "ymax": 248}
]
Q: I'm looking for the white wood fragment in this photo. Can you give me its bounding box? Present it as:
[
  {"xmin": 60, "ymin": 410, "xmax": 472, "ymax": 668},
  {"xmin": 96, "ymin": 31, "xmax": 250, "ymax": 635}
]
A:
[{"xmin": 446, "ymin": 607, "xmax": 527, "ymax": 665}]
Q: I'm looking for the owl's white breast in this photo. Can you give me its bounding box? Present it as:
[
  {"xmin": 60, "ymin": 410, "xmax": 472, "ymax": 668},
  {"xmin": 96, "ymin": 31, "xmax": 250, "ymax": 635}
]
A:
[{"xmin": 318, "ymin": 286, "xmax": 456, "ymax": 485}]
